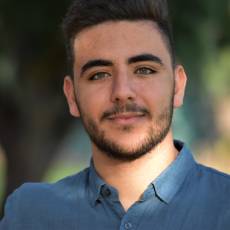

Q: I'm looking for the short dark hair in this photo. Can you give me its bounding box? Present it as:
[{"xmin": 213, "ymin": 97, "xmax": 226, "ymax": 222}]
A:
[{"xmin": 62, "ymin": 0, "xmax": 175, "ymax": 75}]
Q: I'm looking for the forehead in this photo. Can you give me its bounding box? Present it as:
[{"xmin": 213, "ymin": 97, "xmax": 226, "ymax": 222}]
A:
[{"xmin": 73, "ymin": 20, "xmax": 171, "ymax": 68}]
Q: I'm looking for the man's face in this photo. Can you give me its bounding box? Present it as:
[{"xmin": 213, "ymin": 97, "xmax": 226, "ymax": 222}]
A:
[{"xmin": 64, "ymin": 20, "xmax": 186, "ymax": 161}]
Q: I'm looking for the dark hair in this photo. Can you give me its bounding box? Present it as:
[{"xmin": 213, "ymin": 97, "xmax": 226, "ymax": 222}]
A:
[{"xmin": 62, "ymin": 0, "xmax": 175, "ymax": 75}]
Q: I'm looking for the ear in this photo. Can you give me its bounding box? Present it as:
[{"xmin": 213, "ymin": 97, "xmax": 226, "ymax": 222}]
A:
[
  {"xmin": 173, "ymin": 65, "xmax": 187, "ymax": 108},
  {"xmin": 63, "ymin": 76, "xmax": 80, "ymax": 117}
]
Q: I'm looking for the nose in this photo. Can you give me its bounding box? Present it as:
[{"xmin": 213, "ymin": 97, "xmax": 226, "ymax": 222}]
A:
[{"xmin": 110, "ymin": 70, "xmax": 136, "ymax": 103}]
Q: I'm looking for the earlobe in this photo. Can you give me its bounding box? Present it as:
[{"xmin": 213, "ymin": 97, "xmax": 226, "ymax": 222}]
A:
[
  {"xmin": 63, "ymin": 76, "xmax": 80, "ymax": 117},
  {"xmin": 173, "ymin": 65, "xmax": 187, "ymax": 108}
]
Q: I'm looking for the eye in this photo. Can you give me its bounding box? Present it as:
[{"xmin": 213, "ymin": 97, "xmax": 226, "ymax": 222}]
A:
[
  {"xmin": 135, "ymin": 67, "xmax": 156, "ymax": 75},
  {"xmin": 89, "ymin": 72, "xmax": 111, "ymax": 81}
]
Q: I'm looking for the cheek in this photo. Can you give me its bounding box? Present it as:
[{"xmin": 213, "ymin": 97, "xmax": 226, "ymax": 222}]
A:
[
  {"xmin": 77, "ymin": 83, "xmax": 110, "ymax": 116},
  {"xmin": 138, "ymin": 78, "xmax": 174, "ymax": 108}
]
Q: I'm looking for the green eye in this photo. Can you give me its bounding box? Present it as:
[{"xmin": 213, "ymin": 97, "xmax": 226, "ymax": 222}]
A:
[
  {"xmin": 89, "ymin": 72, "xmax": 111, "ymax": 81},
  {"xmin": 135, "ymin": 67, "xmax": 156, "ymax": 75}
]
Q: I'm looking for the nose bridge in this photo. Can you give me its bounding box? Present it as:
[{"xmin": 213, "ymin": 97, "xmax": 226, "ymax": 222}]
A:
[{"xmin": 111, "ymin": 67, "xmax": 135, "ymax": 103}]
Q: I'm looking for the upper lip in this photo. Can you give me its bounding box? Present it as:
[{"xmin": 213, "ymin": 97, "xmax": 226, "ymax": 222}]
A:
[{"xmin": 107, "ymin": 112, "xmax": 145, "ymax": 120}]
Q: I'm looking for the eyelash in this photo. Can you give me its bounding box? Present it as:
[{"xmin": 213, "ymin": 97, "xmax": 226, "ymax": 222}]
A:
[
  {"xmin": 89, "ymin": 72, "xmax": 111, "ymax": 81},
  {"xmin": 134, "ymin": 67, "xmax": 157, "ymax": 75}
]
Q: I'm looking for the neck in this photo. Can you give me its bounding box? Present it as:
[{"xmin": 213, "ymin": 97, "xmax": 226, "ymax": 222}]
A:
[{"xmin": 92, "ymin": 131, "xmax": 178, "ymax": 211}]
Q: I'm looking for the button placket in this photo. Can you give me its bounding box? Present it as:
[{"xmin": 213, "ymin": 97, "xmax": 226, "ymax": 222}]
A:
[{"xmin": 119, "ymin": 200, "xmax": 145, "ymax": 230}]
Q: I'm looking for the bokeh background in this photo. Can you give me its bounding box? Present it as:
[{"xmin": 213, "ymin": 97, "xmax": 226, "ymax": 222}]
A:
[{"xmin": 0, "ymin": 0, "xmax": 229, "ymax": 216}]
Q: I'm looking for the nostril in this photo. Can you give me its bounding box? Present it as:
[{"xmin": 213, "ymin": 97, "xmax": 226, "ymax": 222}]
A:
[
  {"xmin": 113, "ymin": 97, "xmax": 134, "ymax": 105},
  {"xmin": 112, "ymin": 95, "xmax": 135, "ymax": 104}
]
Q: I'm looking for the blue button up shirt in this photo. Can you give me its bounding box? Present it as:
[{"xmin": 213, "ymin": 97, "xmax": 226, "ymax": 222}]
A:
[{"xmin": 1, "ymin": 141, "xmax": 230, "ymax": 229}]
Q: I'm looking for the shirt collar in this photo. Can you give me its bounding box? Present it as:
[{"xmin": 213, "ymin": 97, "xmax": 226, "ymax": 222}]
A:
[
  {"xmin": 88, "ymin": 160, "xmax": 106, "ymax": 206},
  {"xmin": 88, "ymin": 140, "xmax": 197, "ymax": 206},
  {"xmin": 152, "ymin": 140, "xmax": 196, "ymax": 204}
]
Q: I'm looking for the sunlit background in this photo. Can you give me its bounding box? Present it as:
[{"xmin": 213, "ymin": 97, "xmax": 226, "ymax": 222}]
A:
[{"xmin": 0, "ymin": 0, "xmax": 229, "ymax": 216}]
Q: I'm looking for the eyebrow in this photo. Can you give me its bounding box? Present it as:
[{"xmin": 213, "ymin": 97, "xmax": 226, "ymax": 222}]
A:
[
  {"xmin": 81, "ymin": 59, "xmax": 113, "ymax": 76},
  {"xmin": 80, "ymin": 53, "xmax": 164, "ymax": 77},
  {"xmin": 128, "ymin": 53, "xmax": 163, "ymax": 65}
]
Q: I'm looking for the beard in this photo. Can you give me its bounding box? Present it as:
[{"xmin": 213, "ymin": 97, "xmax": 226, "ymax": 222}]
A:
[{"xmin": 75, "ymin": 92, "xmax": 174, "ymax": 162}]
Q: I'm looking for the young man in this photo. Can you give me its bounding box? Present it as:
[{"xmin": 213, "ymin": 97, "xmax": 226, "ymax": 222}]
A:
[{"xmin": 1, "ymin": 0, "xmax": 230, "ymax": 229}]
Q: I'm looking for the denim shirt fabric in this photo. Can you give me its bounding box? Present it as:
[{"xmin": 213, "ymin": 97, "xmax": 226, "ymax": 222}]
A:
[{"xmin": 1, "ymin": 140, "xmax": 230, "ymax": 230}]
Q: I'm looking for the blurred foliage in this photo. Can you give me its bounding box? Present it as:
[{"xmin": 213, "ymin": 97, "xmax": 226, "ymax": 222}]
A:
[
  {"xmin": 203, "ymin": 47, "xmax": 230, "ymax": 98},
  {"xmin": 169, "ymin": 0, "xmax": 230, "ymax": 144},
  {"xmin": 44, "ymin": 163, "xmax": 85, "ymax": 183},
  {"xmin": 196, "ymin": 137, "xmax": 230, "ymax": 173},
  {"xmin": 0, "ymin": 0, "xmax": 74, "ymax": 216}
]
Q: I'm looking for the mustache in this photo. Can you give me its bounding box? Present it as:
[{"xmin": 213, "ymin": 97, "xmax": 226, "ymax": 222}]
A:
[{"xmin": 101, "ymin": 103, "xmax": 150, "ymax": 120}]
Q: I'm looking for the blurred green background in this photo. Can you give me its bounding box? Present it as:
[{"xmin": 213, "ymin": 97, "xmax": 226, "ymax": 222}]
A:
[{"xmin": 0, "ymin": 0, "xmax": 230, "ymax": 215}]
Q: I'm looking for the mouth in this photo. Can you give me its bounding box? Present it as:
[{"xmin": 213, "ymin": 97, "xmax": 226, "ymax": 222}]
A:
[{"xmin": 106, "ymin": 112, "xmax": 146, "ymax": 125}]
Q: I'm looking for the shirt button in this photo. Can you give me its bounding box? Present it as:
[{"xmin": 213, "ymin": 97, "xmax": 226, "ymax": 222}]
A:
[
  {"xmin": 101, "ymin": 188, "xmax": 111, "ymax": 197},
  {"xmin": 124, "ymin": 222, "xmax": 132, "ymax": 229}
]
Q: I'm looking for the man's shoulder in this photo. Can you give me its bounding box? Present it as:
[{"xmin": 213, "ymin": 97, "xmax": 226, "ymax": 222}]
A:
[
  {"xmin": 14, "ymin": 167, "xmax": 89, "ymax": 200},
  {"xmin": 197, "ymin": 163, "xmax": 230, "ymax": 180},
  {"xmin": 2, "ymin": 168, "xmax": 90, "ymax": 217},
  {"xmin": 195, "ymin": 163, "xmax": 230, "ymax": 192},
  {"xmin": 0, "ymin": 168, "xmax": 90, "ymax": 228}
]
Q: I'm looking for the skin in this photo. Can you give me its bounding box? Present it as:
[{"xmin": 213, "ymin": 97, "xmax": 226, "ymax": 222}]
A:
[{"xmin": 63, "ymin": 20, "xmax": 187, "ymax": 211}]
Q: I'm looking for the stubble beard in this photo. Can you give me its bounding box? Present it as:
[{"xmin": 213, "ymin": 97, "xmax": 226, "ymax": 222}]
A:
[{"xmin": 75, "ymin": 94, "xmax": 174, "ymax": 162}]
